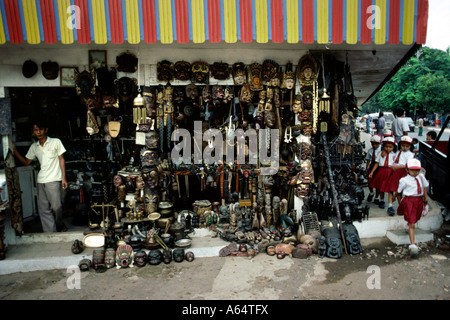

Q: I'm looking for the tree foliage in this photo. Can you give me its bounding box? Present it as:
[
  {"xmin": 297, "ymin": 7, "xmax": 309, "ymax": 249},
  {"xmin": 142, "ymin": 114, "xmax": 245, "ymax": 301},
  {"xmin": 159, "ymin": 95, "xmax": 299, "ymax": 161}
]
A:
[{"xmin": 363, "ymin": 46, "xmax": 450, "ymax": 117}]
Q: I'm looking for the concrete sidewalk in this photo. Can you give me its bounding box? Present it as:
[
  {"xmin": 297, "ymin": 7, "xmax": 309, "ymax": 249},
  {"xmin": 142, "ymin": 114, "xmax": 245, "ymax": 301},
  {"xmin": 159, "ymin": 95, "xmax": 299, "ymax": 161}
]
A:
[{"xmin": 0, "ymin": 192, "xmax": 444, "ymax": 275}]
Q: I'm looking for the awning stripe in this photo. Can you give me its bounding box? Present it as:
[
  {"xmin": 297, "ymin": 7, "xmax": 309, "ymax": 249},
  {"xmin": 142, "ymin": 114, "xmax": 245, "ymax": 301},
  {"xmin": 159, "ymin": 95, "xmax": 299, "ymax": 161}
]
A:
[
  {"xmin": 208, "ymin": 0, "xmax": 220, "ymax": 42},
  {"xmin": 143, "ymin": 0, "xmax": 156, "ymax": 43},
  {"xmin": 415, "ymin": 0, "xmax": 427, "ymax": 44},
  {"xmin": 402, "ymin": 0, "xmax": 415, "ymax": 45},
  {"xmin": 302, "ymin": 0, "xmax": 314, "ymax": 43},
  {"xmin": 360, "ymin": 0, "xmax": 371, "ymax": 44},
  {"xmin": 389, "ymin": 0, "xmax": 399, "ymax": 44},
  {"xmin": 0, "ymin": 0, "xmax": 428, "ymax": 45},
  {"xmin": 5, "ymin": 0, "xmax": 23, "ymax": 44},
  {"xmin": 0, "ymin": 1, "xmax": 6, "ymax": 43},
  {"xmin": 175, "ymin": 0, "xmax": 188, "ymax": 43},
  {"xmin": 239, "ymin": 0, "xmax": 252, "ymax": 42},
  {"xmin": 317, "ymin": 0, "xmax": 328, "ymax": 44},
  {"xmin": 374, "ymin": 0, "xmax": 386, "ymax": 45},
  {"xmin": 270, "ymin": 0, "xmax": 282, "ymax": 43},
  {"xmin": 286, "ymin": 0, "xmax": 298, "ymax": 43},
  {"xmin": 332, "ymin": 0, "xmax": 343, "ymax": 44},
  {"xmin": 224, "ymin": 0, "xmax": 237, "ymax": 43},
  {"xmin": 21, "ymin": 0, "xmax": 39, "ymax": 44}
]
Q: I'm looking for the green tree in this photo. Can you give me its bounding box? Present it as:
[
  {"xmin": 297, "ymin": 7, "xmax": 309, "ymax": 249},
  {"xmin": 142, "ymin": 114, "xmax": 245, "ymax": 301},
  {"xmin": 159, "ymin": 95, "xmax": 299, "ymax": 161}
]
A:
[
  {"xmin": 363, "ymin": 46, "xmax": 450, "ymax": 116},
  {"xmin": 416, "ymin": 73, "xmax": 450, "ymax": 114}
]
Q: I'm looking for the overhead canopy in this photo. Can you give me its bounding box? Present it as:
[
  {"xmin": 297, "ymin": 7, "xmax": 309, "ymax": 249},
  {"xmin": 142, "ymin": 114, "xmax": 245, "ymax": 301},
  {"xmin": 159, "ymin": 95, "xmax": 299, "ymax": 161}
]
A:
[
  {"xmin": 0, "ymin": 0, "xmax": 428, "ymax": 46},
  {"xmin": 0, "ymin": 0, "xmax": 429, "ymax": 105}
]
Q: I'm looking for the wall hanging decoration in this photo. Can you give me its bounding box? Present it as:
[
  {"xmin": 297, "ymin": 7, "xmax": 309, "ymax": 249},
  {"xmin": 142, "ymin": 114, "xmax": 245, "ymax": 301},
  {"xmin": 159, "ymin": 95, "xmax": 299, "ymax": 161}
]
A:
[{"xmin": 89, "ymin": 50, "xmax": 107, "ymax": 70}]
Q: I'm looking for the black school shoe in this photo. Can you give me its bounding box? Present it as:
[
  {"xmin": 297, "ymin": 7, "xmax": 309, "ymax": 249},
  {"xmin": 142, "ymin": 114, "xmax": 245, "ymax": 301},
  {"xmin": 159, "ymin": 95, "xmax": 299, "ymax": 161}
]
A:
[
  {"xmin": 379, "ymin": 201, "xmax": 385, "ymax": 209},
  {"xmin": 367, "ymin": 193, "xmax": 374, "ymax": 202},
  {"xmin": 373, "ymin": 198, "xmax": 380, "ymax": 205},
  {"xmin": 387, "ymin": 207, "xmax": 395, "ymax": 216}
]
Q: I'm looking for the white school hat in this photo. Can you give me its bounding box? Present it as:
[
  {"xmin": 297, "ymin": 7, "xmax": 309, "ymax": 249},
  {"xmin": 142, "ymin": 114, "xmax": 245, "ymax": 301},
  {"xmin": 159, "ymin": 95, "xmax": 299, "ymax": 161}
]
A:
[
  {"xmin": 399, "ymin": 136, "xmax": 413, "ymax": 145},
  {"xmin": 406, "ymin": 158, "xmax": 423, "ymax": 170},
  {"xmin": 370, "ymin": 135, "xmax": 382, "ymax": 143},
  {"xmin": 382, "ymin": 136, "xmax": 395, "ymax": 144}
]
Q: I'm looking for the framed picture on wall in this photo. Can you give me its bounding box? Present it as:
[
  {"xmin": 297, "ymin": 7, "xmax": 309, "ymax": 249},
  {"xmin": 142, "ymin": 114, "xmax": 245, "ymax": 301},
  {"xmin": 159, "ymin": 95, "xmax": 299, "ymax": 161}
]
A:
[
  {"xmin": 60, "ymin": 66, "xmax": 78, "ymax": 87},
  {"xmin": 89, "ymin": 50, "xmax": 107, "ymax": 70}
]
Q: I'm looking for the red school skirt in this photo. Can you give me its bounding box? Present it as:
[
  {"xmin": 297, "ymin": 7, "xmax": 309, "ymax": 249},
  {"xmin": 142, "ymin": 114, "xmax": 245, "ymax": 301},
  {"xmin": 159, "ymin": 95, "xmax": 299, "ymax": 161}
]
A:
[
  {"xmin": 397, "ymin": 196, "xmax": 423, "ymax": 224},
  {"xmin": 388, "ymin": 168, "xmax": 407, "ymax": 193},
  {"xmin": 367, "ymin": 163, "xmax": 378, "ymax": 189},
  {"xmin": 370, "ymin": 166, "xmax": 393, "ymax": 193}
]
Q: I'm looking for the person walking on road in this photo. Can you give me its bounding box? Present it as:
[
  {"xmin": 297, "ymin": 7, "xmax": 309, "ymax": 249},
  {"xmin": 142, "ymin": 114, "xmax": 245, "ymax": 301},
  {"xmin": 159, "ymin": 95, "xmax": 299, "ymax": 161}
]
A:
[
  {"xmin": 364, "ymin": 112, "xmax": 371, "ymax": 133},
  {"xmin": 392, "ymin": 108, "xmax": 409, "ymax": 143},
  {"xmin": 418, "ymin": 117, "xmax": 424, "ymax": 136},
  {"xmin": 376, "ymin": 112, "xmax": 385, "ymax": 136}
]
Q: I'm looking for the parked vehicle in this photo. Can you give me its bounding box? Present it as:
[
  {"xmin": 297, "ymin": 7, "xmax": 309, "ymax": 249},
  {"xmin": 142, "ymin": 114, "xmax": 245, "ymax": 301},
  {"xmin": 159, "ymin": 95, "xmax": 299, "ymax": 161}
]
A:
[
  {"xmin": 404, "ymin": 117, "xmax": 415, "ymax": 132},
  {"xmin": 419, "ymin": 115, "xmax": 450, "ymax": 211},
  {"xmin": 369, "ymin": 112, "xmax": 395, "ymax": 130}
]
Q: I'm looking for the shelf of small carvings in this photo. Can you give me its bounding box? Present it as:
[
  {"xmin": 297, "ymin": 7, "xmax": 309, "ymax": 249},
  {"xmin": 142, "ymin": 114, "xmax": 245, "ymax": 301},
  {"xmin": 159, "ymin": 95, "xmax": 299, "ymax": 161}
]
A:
[{"xmin": 68, "ymin": 137, "xmax": 136, "ymax": 142}]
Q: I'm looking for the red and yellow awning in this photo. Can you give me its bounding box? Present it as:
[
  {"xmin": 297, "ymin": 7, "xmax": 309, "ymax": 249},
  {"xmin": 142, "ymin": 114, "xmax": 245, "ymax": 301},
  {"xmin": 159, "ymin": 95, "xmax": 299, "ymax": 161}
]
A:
[{"xmin": 0, "ymin": 0, "xmax": 428, "ymax": 45}]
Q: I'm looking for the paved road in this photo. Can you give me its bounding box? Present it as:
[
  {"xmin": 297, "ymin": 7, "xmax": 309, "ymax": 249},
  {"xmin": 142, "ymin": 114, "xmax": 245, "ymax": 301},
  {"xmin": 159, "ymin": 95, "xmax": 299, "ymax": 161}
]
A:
[{"xmin": 410, "ymin": 126, "xmax": 450, "ymax": 143}]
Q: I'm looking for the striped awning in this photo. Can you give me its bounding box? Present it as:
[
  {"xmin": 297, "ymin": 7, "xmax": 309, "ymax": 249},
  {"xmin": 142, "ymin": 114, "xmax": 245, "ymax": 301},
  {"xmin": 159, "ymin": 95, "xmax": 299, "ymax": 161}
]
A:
[{"xmin": 0, "ymin": 0, "xmax": 428, "ymax": 45}]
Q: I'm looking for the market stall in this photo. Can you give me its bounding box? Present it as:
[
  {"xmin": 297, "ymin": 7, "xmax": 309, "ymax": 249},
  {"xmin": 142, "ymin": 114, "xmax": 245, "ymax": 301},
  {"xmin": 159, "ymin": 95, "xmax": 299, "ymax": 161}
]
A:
[{"xmin": 0, "ymin": 0, "xmax": 429, "ymax": 266}]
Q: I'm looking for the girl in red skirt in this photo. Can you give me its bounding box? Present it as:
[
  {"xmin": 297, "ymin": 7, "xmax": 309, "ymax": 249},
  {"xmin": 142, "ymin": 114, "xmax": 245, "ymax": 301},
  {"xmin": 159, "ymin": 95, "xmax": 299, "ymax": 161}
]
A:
[
  {"xmin": 396, "ymin": 159, "xmax": 429, "ymax": 255},
  {"xmin": 365, "ymin": 135, "xmax": 382, "ymax": 204},
  {"xmin": 388, "ymin": 136, "xmax": 415, "ymax": 215},
  {"xmin": 368, "ymin": 136, "xmax": 398, "ymax": 210}
]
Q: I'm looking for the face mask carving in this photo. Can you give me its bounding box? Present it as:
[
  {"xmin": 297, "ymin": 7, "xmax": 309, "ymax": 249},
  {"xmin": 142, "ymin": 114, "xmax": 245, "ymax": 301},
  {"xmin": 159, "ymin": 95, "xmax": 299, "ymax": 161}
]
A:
[
  {"xmin": 75, "ymin": 69, "xmax": 96, "ymax": 98},
  {"xmin": 292, "ymin": 94, "xmax": 302, "ymax": 114},
  {"xmin": 282, "ymin": 62, "xmax": 296, "ymax": 90},
  {"xmin": 140, "ymin": 150, "xmax": 159, "ymax": 167},
  {"xmin": 192, "ymin": 61, "xmax": 210, "ymax": 83},
  {"xmin": 262, "ymin": 59, "xmax": 278, "ymax": 83},
  {"xmin": 157, "ymin": 60, "xmax": 174, "ymax": 82},
  {"xmin": 249, "ymin": 63, "xmax": 263, "ymax": 91},
  {"xmin": 174, "ymin": 61, "xmax": 192, "ymax": 81},
  {"xmin": 232, "ymin": 62, "xmax": 247, "ymax": 85},
  {"xmin": 239, "ymin": 84, "xmax": 254, "ymax": 103},
  {"xmin": 211, "ymin": 62, "xmax": 230, "ymax": 80},
  {"xmin": 297, "ymin": 54, "xmax": 318, "ymax": 87},
  {"xmin": 134, "ymin": 250, "xmax": 147, "ymax": 267},
  {"xmin": 116, "ymin": 77, "xmax": 137, "ymax": 102},
  {"xmin": 105, "ymin": 248, "xmax": 116, "ymax": 269},
  {"xmin": 115, "ymin": 245, "xmax": 134, "ymax": 269},
  {"xmin": 264, "ymin": 111, "xmax": 276, "ymax": 128},
  {"xmin": 185, "ymin": 84, "xmax": 199, "ymax": 100},
  {"xmin": 142, "ymin": 168, "xmax": 160, "ymax": 190}
]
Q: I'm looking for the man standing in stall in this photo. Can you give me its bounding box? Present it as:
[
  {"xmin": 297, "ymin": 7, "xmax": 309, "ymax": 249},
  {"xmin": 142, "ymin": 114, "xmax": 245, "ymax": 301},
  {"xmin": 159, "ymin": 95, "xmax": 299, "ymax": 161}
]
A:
[{"xmin": 13, "ymin": 118, "xmax": 68, "ymax": 233}]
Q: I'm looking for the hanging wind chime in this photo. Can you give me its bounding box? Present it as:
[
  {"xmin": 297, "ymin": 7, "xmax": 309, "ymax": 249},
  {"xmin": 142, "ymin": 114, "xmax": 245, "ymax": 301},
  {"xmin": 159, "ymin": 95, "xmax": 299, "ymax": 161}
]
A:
[
  {"xmin": 319, "ymin": 53, "xmax": 330, "ymax": 132},
  {"xmin": 133, "ymin": 56, "xmax": 146, "ymax": 125}
]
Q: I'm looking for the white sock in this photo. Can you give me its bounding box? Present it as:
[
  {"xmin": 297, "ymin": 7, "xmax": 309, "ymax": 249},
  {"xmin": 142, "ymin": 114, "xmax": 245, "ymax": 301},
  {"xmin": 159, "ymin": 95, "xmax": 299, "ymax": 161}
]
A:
[{"xmin": 388, "ymin": 203, "xmax": 393, "ymax": 208}]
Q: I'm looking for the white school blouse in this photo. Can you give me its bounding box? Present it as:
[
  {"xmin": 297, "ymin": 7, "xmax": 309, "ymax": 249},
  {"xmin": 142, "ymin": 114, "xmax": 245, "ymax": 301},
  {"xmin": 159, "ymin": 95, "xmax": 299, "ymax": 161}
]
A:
[
  {"xmin": 397, "ymin": 174, "xmax": 429, "ymax": 197},
  {"xmin": 375, "ymin": 150, "xmax": 398, "ymax": 168}
]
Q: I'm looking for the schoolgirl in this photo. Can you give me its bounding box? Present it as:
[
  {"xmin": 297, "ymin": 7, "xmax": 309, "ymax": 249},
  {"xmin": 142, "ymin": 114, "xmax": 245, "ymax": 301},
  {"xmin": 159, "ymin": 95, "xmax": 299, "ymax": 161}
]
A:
[
  {"xmin": 388, "ymin": 136, "xmax": 415, "ymax": 215},
  {"xmin": 368, "ymin": 136, "xmax": 398, "ymax": 209},
  {"xmin": 396, "ymin": 159, "xmax": 429, "ymax": 255},
  {"xmin": 365, "ymin": 135, "xmax": 382, "ymax": 204}
]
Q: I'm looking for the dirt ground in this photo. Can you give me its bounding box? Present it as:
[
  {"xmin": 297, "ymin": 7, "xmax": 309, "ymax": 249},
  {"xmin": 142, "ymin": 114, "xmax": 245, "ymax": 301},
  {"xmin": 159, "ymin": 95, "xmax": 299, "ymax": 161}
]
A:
[{"xmin": 0, "ymin": 223, "xmax": 449, "ymax": 305}]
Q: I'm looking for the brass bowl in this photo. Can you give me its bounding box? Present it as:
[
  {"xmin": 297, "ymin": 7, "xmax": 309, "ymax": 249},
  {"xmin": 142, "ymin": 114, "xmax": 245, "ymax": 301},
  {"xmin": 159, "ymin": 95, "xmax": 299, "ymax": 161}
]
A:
[
  {"xmin": 175, "ymin": 238, "xmax": 192, "ymax": 248},
  {"xmin": 148, "ymin": 212, "xmax": 161, "ymax": 221}
]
